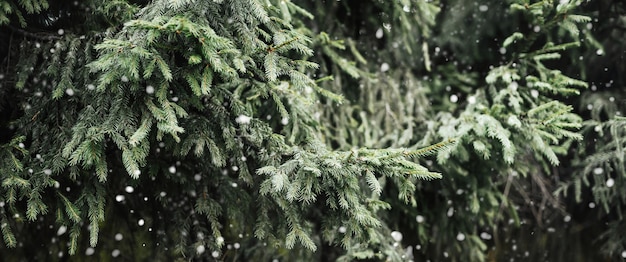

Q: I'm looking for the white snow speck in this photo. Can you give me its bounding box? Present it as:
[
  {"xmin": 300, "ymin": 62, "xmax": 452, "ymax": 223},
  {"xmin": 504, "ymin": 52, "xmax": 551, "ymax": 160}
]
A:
[
  {"xmin": 138, "ymin": 219, "xmax": 145, "ymax": 226},
  {"xmin": 622, "ymin": 250, "xmax": 626, "ymax": 258},
  {"xmin": 194, "ymin": 174, "xmax": 202, "ymax": 181},
  {"xmin": 449, "ymin": 94, "xmax": 458, "ymax": 103},
  {"xmin": 212, "ymin": 251, "xmax": 220, "ymax": 258},
  {"xmin": 596, "ymin": 49, "xmax": 604, "ymax": 56},
  {"xmin": 146, "ymin": 85, "xmax": 154, "ymax": 94},
  {"xmin": 115, "ymin": 195, "xmax": 125, "ymax": 202},
  {"xmin": 530, "ymin": 89, "xmax": 539, "ymax": 98},
  {"xmin": 112, "ymin": 249, "xmax": 121, "ymax": 257},
  {"xmin": 380, "ymin": 63, "xmax": 390, "ymax": 72},
  {"xmin": 391, "ymin": 231, "xmax": 403, "ymax": 242},
  {"xmin": 57, "ymin": 226, "xmax": 67, "ymax": 236},
  {"xmin": 57, "ymin": 29, "xmax": 65, "ymax": 35},
  {"xmin": 235, "ymin": 115, "xmax": 252, "ymax": 124},
  {"xmin": 115, "ymin": 233, "xmax": 123, "ymax": 241},
  {"xmin": 196, "ymin": 245, "xmax": 206, "ymax": 254},
  {"xmin": 133, "ymin": 169, "xmax": 141, "ymax": 177},
  {"xmin": 121, "ymin": 76, "xmax": 129, "ymax": 82},
  {"xmin": 85, "ymin": 247, "xmax": 95, "ymax": 256},
  {"xmin": 606, "ymin": 178, "xmax": 615, "ymax": 188},
  {"xmin": 403, "ymin": 5, "xmax": 410, "ymax": 12},
  {"xmin": 589, "ymin": 202, "xmax": 596, "ymax": 208},
  {"xmin": 479, "ymin": 5, "xmax": 488, "ymax": 12},
  {"xmin": 87, "ymin": 84, "xmax": 95, "ymax": 90},
  {"xmin": 593, "ymin": 167, "xmax": 603, "ymax": 175},
  {"xmin": 65, "ymin": 88, "xmax": 74, "ymax": 96},
  {"xmin": 281, "ymin": 117, "xmax": 289, "ymax": 125},
  {"xmin": 375, "ymin": 28, "xmax": 384, "ymax": 39},
  {"xmin": 467, "ymin": 96, "xmax": 476, "ymax": 104},
  {"xmin": 564, "ymin": 215, "xmax": 571, "ymax": 222},
  {"xmin": 217, "ymin": 236, "xmax": 225, "ymax": 245},
  {"xmin": 168, "ymin": 166, "xmax": 176, "ymax": 174},
  {"xmin": 480, "ymin": 232, "xmax": 492, "ymax": 240},
  {"xmin": 338, "ymin": 226, "xmax": 346, "ymax": 233},
  {"xmin": 456, "ymin": 233, "xmax": 465, "ymax": 241},
  {"xmin": 416, "ymin": 215, "xmax": 425, "ymax": 223},
  {"xmin": 447, "ymin": 207, "xmax": 454, "ymax": 217},
  {"xmin": 125, "ymin": 186, "xmax": 134, "ymax": 193},
  {"xmin": 44, "ymin": 169, "xmax": 52, "ymax": 175},
  {"xmin": 231, "ymin": 182, "xmax": 238, "ymax": 188},
  {"xmin": 234, "ymin": 243, "xmax": 240, "ymax": 249}
]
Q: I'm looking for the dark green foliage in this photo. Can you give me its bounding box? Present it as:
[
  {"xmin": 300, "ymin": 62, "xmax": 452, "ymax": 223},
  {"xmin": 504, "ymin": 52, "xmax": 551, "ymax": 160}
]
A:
[{"xmin": 0, "ymin": 0, "xmax": 625, "ymax": 261}]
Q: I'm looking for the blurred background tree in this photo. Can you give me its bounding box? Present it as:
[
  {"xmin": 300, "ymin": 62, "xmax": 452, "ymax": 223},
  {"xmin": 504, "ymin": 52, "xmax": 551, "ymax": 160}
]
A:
[{"xmin": 0, "ymin": 0, "xmax": 624, "ymax": 261}]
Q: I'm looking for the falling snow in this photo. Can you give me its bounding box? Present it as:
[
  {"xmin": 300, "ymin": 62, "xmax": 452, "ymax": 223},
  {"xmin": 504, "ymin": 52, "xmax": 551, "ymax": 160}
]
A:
[
  {"xmin": 456, "ymin": 233, "xmax": 465, "ymax": 241},
  {"xmin": 467, "ymin": 96, "xmax": 476, "ymax": 104},
  {"xmin": 449, "ymin": 94, "xmax": 458, "ymax": 103},
  {"xmin": 564, "ymin": 215, "xmax": 571, "ymax": 222},
  {"xmin": 57, "ymin": 226, "xmax": 67, "ymax": 236},
  {"xmin": 115, "ymin": 195, "xmax": 125, "ymax": 202},
  {"xmin": 593, "ymin": 167, "xmax": 603, "ymax": 175},
  {"xmin": 391, "ymin": 231, "xmax": 403, "ymax": 242},
  {"xmin": 375, "ymin": 28, "xmax": 384, "ymax": 39},
  {"xmin": 125, "ymin": 186, "xmax": 134, "ymax": 193},
  {"xmin": 381, "ymin": 63, "xmax": 390, "ymax": 72},
  {"xmin": 606, "ymin": 178, "xmax": 615, "ymax": 188},
  {"xmin": 196, "ymin": 245, "xmax": 206, "ymax": 254},
  {"xmin": 480, "ymin": 232, "xmax": 492, "ymax": 240}
]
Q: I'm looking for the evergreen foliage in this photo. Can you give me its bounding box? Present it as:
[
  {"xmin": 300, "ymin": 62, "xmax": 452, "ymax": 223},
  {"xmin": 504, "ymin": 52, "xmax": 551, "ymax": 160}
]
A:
[{"xmin": 0, "ymin": 0, "xmax": 625, "ymax": 261}]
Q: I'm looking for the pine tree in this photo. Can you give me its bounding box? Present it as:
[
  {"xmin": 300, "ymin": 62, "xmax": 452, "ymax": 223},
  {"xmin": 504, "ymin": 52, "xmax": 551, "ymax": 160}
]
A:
[{"xmin": 1, "ymin": 0, "xmax": 625, "ymax": 261}]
